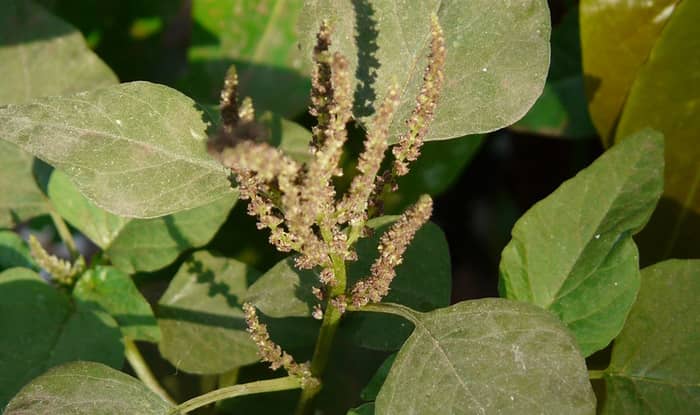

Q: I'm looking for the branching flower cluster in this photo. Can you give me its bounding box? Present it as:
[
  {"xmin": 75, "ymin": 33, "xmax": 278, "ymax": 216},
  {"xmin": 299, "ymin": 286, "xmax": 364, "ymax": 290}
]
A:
[{"xmin": 209, "ymin": 15, "xmax": 445, "ymax": 387}]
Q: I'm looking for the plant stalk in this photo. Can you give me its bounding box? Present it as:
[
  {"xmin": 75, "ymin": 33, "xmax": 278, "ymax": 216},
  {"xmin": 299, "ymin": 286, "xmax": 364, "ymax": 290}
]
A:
[
  {"xmin": 588, "ymin": 369, "xmax": 606, "ymax": 380},
  {"xmin": 48, "ymin": 207, "xmax": 79, "ymax": 259},
  {"xmin": 124, "ymin": 338, "xmax": 175, "ymax": 404},
  {"xmin": 173, "ymin": 376, "xmax": 301, "ymax": 414},
  {"xmin": 294, "ymin": 254, "xmax": 347, "ymax": 415}
]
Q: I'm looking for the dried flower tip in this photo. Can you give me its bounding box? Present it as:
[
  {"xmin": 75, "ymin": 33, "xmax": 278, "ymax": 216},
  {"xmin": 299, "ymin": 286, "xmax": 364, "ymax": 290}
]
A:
[
  {"xmin": 312, "ymin": 304, "xmax": 324, "ymax": 320},
  {"xmin": 310, "ymin": 20, "xmax": 334, "ymax": 150},
  {"xmin": 339, "ymin": 86, "xmax": 400, "ymax": 225},
  {"xmin": 350, "ymin": 195, "xmax": 433, "ymax": 307},
  {"xmin": 243, "ymin": 303, "xmax": 317, "ymax": 386},
  {"xmin": 220, "ymin": 66, "xmax": 240, "ymax": 132},
  {"xmin": 238, "ymin": 97, "xmax": 255, "ymax": 123},
  {"xmin": 29, "ymin": 235, "xmax": 84, "ymax": 286},
  {"xmin": 392, "ymin": 14, "xmax": 446, "ymax": 176}
]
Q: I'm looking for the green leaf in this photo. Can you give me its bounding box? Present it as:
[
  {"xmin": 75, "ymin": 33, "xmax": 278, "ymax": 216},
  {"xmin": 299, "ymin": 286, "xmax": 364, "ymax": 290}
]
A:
[
  {"xmin": 385, "ymin": 135, "xmax": 484, "ymax": 212},
  {"xmin": 360, "ymin": 354, "xmax": 396, "ymax": 402},
  {"xmin": 299, "ymin": 0, "xmax": 551, "ymax": 141},
  {"xmin": 257, "ymin": 112, "xmax": 313, "ymax": 163},
  {"xmin": 245, "ymin": 218, "xmax": 451, "ymax": 350},
  {"xmin": 348, "ymin": 403, "xmax": 375, "ymax": 415},
  {"xmin": 580, "ymin": 0, "xmax": 679, "ymax": 144},
  {"xmin": 4, "ymin": 361, "xmax": 175, "ymax": 415},
  {"xmin": 499, "ymin": 129, "xmax": 664, "ymax": 356},
  {"xmin": 0, "ymin": 81, "xmax": 234, "ymax": 218},
  {"xmin": 345, "ymin": 219, "xmax": 451, "ymax": 350},
  {"xmin": 178, "ymin": 0, "xmax": 310, "ymax": 117},
  {"xmin": 371, "ymin": 300, "xmax": 595, "ymax": 415},
  {"xmin": 613, "ymin": 0, "xmax": 700, "ymax": 263},
  {"xmin": 47, "ymin": 169, "xmax": 236, "ymax": 273},
  {"xmin": 157, "ymin": 250, "xmax": 261, "ymax": 374},
  {"xmin": 0, "ymin": 141, "xmax": 49, "ymax": 228},
  {"xmin": 0, "ymin": 268, "xmax": 123, "ymax": 407},
  {"xmin": 602, "ymin": 259, "xmax": 700, "ymax": 414},
  {"xmin": 513, "ymin": 9, "xmax": 595, "ymax": 139},
  {"xmin": 0, "ymin": 0, "xmax": 117, "ymax": 105},
  {"xmin": 0, "ymin": 231, "xmax": 37, "ymax": 271},
  {"xmin": 244, "ymin": 257, "xmax": 318, "ymax": 318},
  {"xmin": 73, "ymin": 266, "xmax": 160, "ymax": 342}
]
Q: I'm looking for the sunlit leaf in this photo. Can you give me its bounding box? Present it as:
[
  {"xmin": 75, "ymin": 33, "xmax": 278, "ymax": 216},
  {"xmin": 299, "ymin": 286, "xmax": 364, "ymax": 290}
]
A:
[
  {"xmin": 602, "ymin": 259, "xmax": 700, "ymax": 414},
  {"xmin": 299, "ymin": 0, "xmax": 550, "ymax": 141},
  {"xmin": 499, "ymin": 129, "xmax": 664, "ymax": 356},
  {"xmin": 614, "ymin": 0, "xmax": 700, "ymax": 263},
  {"xmin": 580, "ymin": 0, "xmax": 679, "ymax": 144},
  {"xmin": 47, "ymin": 170, "xmax": 236, "ymax": 273},
  {"xmin": 5, "ymin": 361, "xmax": 175, "ymax": 415},
  {"xmin": 371, "ymin": 300, "xmax": 595, "ymax": 415},
  {"xmin": 0, "ymin": 82, "xmax": 234, "ymax": 218}
]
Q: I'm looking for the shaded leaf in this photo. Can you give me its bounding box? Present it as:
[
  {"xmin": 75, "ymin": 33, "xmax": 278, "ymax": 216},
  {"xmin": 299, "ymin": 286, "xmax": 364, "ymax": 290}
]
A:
[
  {"xmin": 385, "ymin": 134, "xmax": 484, "ymax": 212},
  {"xmin": 0, "ymin": 0, "xmax": 117, "ymax": 105},
  {"xmin": 499, "ymin": 129, "xmax": 664, "ymax": 356},
  {"xmin": 73, "ymin": 266, "xmax": 160, "ymax": 342},
  {"xmin": 299, "ymin": 0, "xmax": 551, "ymax": 141},
  {"xmin": 0, "ymin": 142, "xmax": 49, "ymax": 228},
  {"xmin": 5, "ymin": 361, "xmax": 175, "ymax": 415},
  {"xmin": 514, "ymin": 9, "xmax": 595, "ymax": 138},
  {"xmin": 47, "ymin": 170, "xmax": 236, "ymax": 273},
  {"xmin": 178, "ymin": 0, "xmax": 310, "ymax": 117},
  {"xmin": 345, "ymin": 219, "xmax": 451, "ymax": 350},
  {"xmin": 244, "ymin": 218, "xmax": 451, "ymax": 350},
  {"xmin": 614, "ymin": 0, "xmax": 700, "ymax": 263},
  {"xmin": 580, "ymin": 0, "xmax": 679, "ymax": 144},
  {"xmin": 602, "ymin": 259, "xmax": 700, "ymax": 414},
  {"xmin": 0, "ymin": 81, "xmax": 234, "ymax": 218},
  {"xmin": 360, "ymin": 354, "xmax": 395, "ymax": 402},
  {"xmin": 244, "ymin": 257, "xmax": 318, "ymax": 318},
  {"xmin": 372, "ymin": 300, "xmax": 595, "ymax": 415},
  {"xmin": 0, "ymin": 268, "xmax": 123, "ymax": 407},
  {"xmin": 0, "ymin": 231, "xmax": 37, "ymax": 271},
  {"xmin": 157, "ymin": 250, "xmax": 260, "ymax": 374},
  {"xmin": 348, "ymin": 403, "xmax": 375, "ymax": 415}
]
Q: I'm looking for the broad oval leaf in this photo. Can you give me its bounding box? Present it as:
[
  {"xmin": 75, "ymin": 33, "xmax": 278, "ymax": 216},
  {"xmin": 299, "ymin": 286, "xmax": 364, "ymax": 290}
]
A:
[
  {"xmin": 4, "ymin": 361, "xmax": 175, "ymax": 415},
  {"xmin": 373, "ymin": 299, "xmax": 595, "ymax": 415},
  {"xmin": 0, "ymin": 0, "xmax": 118, "ymax": 105},
  {"xmin": 614, "ymin": 0, "xmax": 700, "ymax": 263},
  {"xmin": 499, "ymin": 129, "xmax": 664, "ymax": 356},
  {"xmin": 0, "ymin": 81, "xmax": 234, "ymax": 218},
  {"xmin": 178, "ymin": 0, "xmax": 310, "ymax": 117},
  {"xmin": 47, "ymin": 170, "xmax": 236, "ymax": 273},
  {"xmin": 299, "ymin": 0, "xmax": 551, "ymax": 141},
  {"xmin": 602, "ymin": 259, "xmax": 700, "ymax": 414},
  {"xmin": 580, "ymin": 0, "xmax": 679, "ymax": 144},
  {"xmin": 0, "ymin": 268, "xmax": 123, "ymax": 407},
  {"xmin": 73, "ymin": 266, "xmax": 160, "ymax": 342},
  {"xmin": 0, "ymin": 230, "xmax": 36, "ymax": 271},
  {"xmin": 157, "ymin": 250, "xmax": 261, "ymax": 374}
]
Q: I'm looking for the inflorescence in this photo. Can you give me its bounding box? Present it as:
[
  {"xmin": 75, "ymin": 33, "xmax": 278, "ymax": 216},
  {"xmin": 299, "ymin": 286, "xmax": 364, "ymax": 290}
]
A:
[{"xmin": 209, "ymin": 15, "xmax": 445, "ymax": 387}]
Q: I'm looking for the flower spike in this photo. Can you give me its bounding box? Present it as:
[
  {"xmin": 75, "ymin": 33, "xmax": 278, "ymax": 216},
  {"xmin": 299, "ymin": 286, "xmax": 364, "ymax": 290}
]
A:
[{"xmin": 392, "ymin": 14, "xmax": 446, "ymax": 176}]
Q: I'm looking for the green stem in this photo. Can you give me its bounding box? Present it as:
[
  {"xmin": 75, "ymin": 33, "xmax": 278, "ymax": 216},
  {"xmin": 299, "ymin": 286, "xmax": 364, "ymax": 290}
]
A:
[
  {"xmin": 588, "ymin": 369, "xmax": 606, "ymax": 380},
  {"xmin": 173, "ymin": 376, "xmax": 301, "ymax": 414},
  {"xmin": 48, "ymin": 207, "xmax": 79, "ymax": 259},
  {"xmin": 124, "ymin": 339, "xmax": 175, "ymax": 404},
  {"xmin": 351, "ymin": 302, "xmax": 420, "ymax": 325},
  {"xmin": 294, "ymin": 254, "xmax": 347, "ymax": 415}
]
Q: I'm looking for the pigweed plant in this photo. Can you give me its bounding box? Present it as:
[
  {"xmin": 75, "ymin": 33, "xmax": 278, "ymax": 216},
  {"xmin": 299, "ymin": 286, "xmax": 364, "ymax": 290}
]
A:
[
  {"xmin": 1, "ymin": 0, "xmax": 698, "ymax": 414},
  {"xmin": 206, "ymin": 18, "xmax": 444, "ymax": 413}
]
